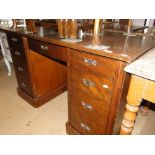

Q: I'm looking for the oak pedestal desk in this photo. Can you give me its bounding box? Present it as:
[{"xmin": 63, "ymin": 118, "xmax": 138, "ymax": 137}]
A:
[{"xmin": 0, "ymin": 26, "xmax": 155, "ymax": 135}]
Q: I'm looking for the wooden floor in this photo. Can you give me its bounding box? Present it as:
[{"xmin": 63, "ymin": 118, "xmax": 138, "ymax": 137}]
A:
[{"xmin": 0, "ymin": 60, "xmax": 155, "ymax": 135}]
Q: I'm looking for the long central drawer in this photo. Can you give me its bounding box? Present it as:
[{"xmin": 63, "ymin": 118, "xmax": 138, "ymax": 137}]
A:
[{"xmin": 28, "ymin": 38, "xmax": 67, "ymax": 62}]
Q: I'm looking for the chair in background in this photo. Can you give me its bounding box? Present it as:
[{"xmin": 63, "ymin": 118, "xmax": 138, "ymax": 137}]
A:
[{"xmin": 0, "ymin": 31, "xmax": 12, "ymax": 76}]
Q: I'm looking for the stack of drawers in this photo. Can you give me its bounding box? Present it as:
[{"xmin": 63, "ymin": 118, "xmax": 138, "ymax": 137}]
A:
[
  {"xmin": 67, "ymin": 49, "xmax": 119, "ymax": 134},
  {"xmin": 6, "ymin": 32, "xmax": 67, "ymax": 107},
  {"xmin": 7, "ymin": 33, "xmax": 33, "ymax": 96}
]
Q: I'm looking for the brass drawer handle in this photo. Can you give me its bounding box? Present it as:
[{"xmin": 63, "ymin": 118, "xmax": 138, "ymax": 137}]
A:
[
  {"xmin": 80, "ymin": 123, "xmax": 91, "ymax": 131},
  {"xmin": 41, "ymin": 45, "xmax": 48, "ymax": 50},
  {"xmin": 11, "ymin": 37, "xmax": 18, "ymax": 42},
  {"xmin": 81, "ymin": 101, "xmax": 93, "ymax": 110},
  {"xmin": 14, "ymin": 51, "xmax": 21, "ymax": 56},
  {"xmin": 82, "ymin": 79, "xmax": 95, "ymax": 87},
  {"xmin": 21, "ymin": 82, "xmax": 26, "ymax": 87},
  {"xmin": 84, "ymin": 58, "xmax": 97, "ymax": 66},
  {"xmin": 18, "ymin": 67, "xmax": 24, "ymax": 72}
]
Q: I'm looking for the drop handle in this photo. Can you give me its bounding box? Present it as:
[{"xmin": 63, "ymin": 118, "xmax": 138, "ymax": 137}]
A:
[
  {"xmin": 21, "ymin": 83, "xmax": 26, "ymax": 87},
  {"xmin": 18, "ymin": 67, "xmax": 24, "ymax": 72},
  {"xmin": 41, "ymin": 45, "xmax": 48, "ymax": 50},
  {"xmin": 80, "ymin": 123, "xmax": 91, "ymax": 131},
  {"xmin": 81, "ymin": 101, "xmax": 93, "ymax": 110},
  {"xmin": 11, "ymin": 37, "xmax": 18, "ymax": 42},
  {"xmin": 84, "ymin": 58, "xmax": 97, "ymax": 66},
  {"xmin": 82, "ymin": 79, "xmax": 95, "ymax": 87}
]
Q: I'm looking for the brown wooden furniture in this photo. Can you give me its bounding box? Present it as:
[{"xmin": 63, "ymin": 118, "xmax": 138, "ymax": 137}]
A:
[
  {"xmin": 119, "ymin": 19, "xmax": 129, "ymax": 25},
  {"xmin": 0, "ymin": 24, "xmax": 155, "ymax": 134},
  {"xmin": 6, "ymin": 32, "xmax": 67, "ymax": 107},
  {"xmin": 35, "ymin": 19, "xmax": 58, "ymax": 30},
  {"xmin": 66, "ymin": 49, "xmax": 130, "ymax": 134}
]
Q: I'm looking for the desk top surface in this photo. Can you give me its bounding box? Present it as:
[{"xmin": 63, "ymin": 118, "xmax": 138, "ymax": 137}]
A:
[
  {"xmin": 125, "ymin": 47, "xmax": 155, "ymax": 81},
  {"xmin": 0, "ymin": 25, "xmax": 155, "ymax": 63}
]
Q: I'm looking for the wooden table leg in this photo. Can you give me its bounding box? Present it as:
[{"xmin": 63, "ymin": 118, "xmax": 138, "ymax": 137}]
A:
[{"xmin": 119, "ymin": 75, "xmax": 146, "ymax": 135}]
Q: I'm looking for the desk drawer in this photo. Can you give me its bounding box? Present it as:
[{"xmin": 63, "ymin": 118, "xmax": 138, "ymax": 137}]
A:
[
  {"xmin": 71, "ymin": 112, "xmax": 107, "ymax": 135},
  {"xmin": 70, "ymin": 86, "xmax": 108, "ymax": 134},
  {"xmin": 70, "ymin": 86, "xmax": 109, "ymax": 134},
  {"xmin": 70, "ymin": 66, "xmax": 113, "ymax": 102},
  {"xmin": 11, "ymin": 48, "xmax": 27, "ymax": 61},
  {"xmin": 28, "ymin": 38, "xmax": 67, "ymax": 62},
  {"xmin": 13, "ymin": 59, "xmax": 33, "ymax": 96},
  {"xmin": 7, "ymin": 33, "xmax": 23, "ymax": 49},
  {"xmin": 70, "ymin": 49, "xmax": 118, "ymax": 81}
]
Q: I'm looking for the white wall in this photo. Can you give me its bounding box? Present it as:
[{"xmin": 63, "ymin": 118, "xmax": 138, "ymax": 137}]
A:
[{"xmin": 133, "ymin": 19, "xmax": 146, "ymax": 26}]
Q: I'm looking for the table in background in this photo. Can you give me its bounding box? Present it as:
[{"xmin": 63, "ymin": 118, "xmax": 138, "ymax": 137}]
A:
[{"xmin": 120, "ymin": 47, "xmax": 155, "ymax": 135}]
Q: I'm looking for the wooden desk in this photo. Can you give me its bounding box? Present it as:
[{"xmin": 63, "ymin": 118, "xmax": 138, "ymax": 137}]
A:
[
  {"xmin": 0, "ymin": 25, "xmax": 155, "ymax": 134},
  {"xmin": 120, "ymin": 47, "xmax": 155, "ymax": 135}
]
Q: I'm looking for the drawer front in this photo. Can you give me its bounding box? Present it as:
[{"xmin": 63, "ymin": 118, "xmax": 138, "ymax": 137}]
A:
[
  {"xmin": 7, "ymin": 33, "xmax": 23, "ymax": 49},
  {"xmin": 6, "ymin": 33, "xmax": 33, "ymax": 96},
  {"xmin": 11, "ymin": 48, "xmax": 27, "ymax": 61},
  {"xmin": 13, "ymin": 60, "xmax": 33, "ymax": 96},
  {"xmin": 70, "ymin": 66, "xmax": 113, "ymax": 102},
  {"xmin": 70, "ymin": 86, "xmax": 109, "ymax": 134},
  {"xmin": 71, "ymin": 113, "xmax": 107, "ymax": 135},
  {"xmin": 70, "ymin": 49, "xmax": 118, "ymax": 81},
  {"xmin": 28, "ymin": 38, "xmax": 67, "ymax": 62}
]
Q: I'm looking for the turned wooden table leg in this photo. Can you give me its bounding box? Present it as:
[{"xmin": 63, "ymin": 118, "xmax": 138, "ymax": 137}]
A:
[
  {"xmin": 120, "ymin": 103, "xmax": 140, "ymax": 135},
  {"xmin": 120, "ymin": 75, "xmax": 146, "ymax": 135}
]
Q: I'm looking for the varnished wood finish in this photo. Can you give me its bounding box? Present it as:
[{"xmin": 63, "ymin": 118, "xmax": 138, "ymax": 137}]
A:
[
  {"xmin": 24, "ymin": 37, "xmax": 67, "ymax": 107},
  {"xmin": 1, "ymin": 24, "xmax": 155, "ymax": 134},
  {"xmin": 70, "ymin": 67, "xmax": 113, "ymax": 101},
  {"xmin": 119, "ymin": 19, "xmax": 129, "ymax": 25},
  {"xmin": 112, "ymin": 73, "xmax": 131, "ymax": 134},
  {"xmin": 25, "ymin": 19, "xmax": 36, "ymax": 33},
  {"xmin": 28, "ymin": 38, "xmax": 67, "ymax": 62},
  {"xmin": 66, "ymin": 122, "xmax": 81, "ymax": 135},
  {"xmin": 70, "ymin": 86, "xmax": 109, "ymax": 134},
  {"xmin": 70, "ymin": 49, "xmax": 118, "ymax": 80},
  {"xmin": 1, "ymin": 26, "xmax": 155, "ymax": 63},
  {"xmin": 7, "ymin": 33, "xmax": 23, "ymax": 48},
  {"xmin": 7, "ymin": 32, "xmax": 34, "ymax": 96},
  {"xmin": 66, "ymin": 49, "xmax": 129, "ymax": 134},
  {"xmin": 6, "ymin": 32, "xmax": 67, "ymax": 107},
  {"xmin": 28, "ymin": 49, "xmax": 67, "ymax": 98}
]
